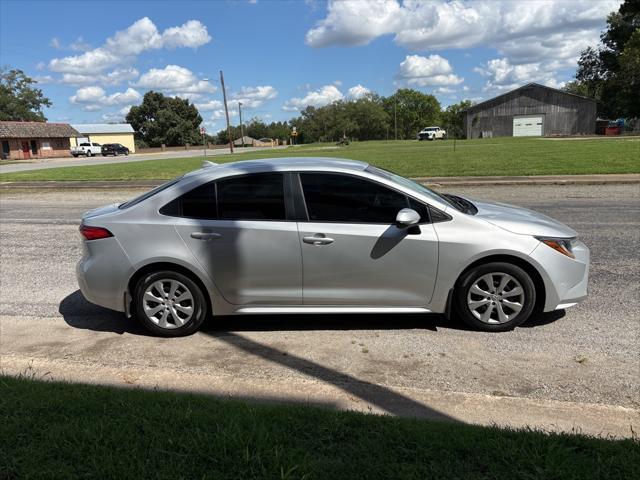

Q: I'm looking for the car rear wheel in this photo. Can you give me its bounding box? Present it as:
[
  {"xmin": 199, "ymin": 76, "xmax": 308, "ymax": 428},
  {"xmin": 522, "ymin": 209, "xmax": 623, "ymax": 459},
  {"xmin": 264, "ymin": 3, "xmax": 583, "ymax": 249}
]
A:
[
  {"xmin": 134, "ymin": 270, "xmax": 207, "ymax": 337},
  {"xmin": 454, "ymin": 262, "xmax": 536, "ymax": 332},
  {"xmin": 86, "ymin": 150, "xmax": 92, "ymax": 157}
]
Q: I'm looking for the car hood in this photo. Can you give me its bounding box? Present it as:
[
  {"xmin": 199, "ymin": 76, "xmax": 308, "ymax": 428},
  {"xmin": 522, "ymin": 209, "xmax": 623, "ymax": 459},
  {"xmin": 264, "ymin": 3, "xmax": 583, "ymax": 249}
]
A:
[{"xmin": 466, "ymin": 197, "xmax": 577, "ymax": 238}]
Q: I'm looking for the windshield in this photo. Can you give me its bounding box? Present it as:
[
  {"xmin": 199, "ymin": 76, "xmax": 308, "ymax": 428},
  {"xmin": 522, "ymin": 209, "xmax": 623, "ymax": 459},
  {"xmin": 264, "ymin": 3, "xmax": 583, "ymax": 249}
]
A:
[
  {"xmin": 119, "ymin": 176, "xmax": 183, "ymax": 209},
  {"xmin": 366, "ymin": 165, "xmax": 463, "ymax": 211}
]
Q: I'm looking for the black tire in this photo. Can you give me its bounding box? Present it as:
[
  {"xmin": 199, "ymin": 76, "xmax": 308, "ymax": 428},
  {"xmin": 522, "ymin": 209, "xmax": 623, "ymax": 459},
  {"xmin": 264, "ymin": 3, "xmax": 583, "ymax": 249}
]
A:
[
  {"xmin": 86, "ymin": 150, "xmax": 92, "ymax": 157},
  {"xmin": 72, "ymin": 154, "xmax": 78, "ymax": 158},
  {"xmin": 454, "ymin": 262, "xmax": 536, "ymax": 332},
  {"xmin": 134, "ymin": 270, "xmax": 208, "ymax": 337}
]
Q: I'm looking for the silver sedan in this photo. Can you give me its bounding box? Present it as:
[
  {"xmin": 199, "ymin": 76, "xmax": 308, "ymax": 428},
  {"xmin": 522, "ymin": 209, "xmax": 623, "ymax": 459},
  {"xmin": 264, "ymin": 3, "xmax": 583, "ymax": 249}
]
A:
[{"xmin": 77, "ymin": 157, "xmax": 589, "ymax": 336}]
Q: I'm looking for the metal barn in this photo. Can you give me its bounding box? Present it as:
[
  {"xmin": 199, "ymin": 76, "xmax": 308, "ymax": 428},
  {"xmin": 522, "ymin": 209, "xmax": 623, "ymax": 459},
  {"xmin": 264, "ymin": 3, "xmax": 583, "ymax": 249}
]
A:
[{"xmin": 463, "ymin": 83, "xmax": 597, "ymax": 139}]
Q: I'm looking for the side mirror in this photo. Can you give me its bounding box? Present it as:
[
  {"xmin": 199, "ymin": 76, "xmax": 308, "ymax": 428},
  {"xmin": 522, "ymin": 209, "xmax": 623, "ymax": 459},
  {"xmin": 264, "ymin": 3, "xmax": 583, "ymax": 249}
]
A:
[{"xmin": 395, "ymin": 208, "xmax": 420, "ymax": 228}]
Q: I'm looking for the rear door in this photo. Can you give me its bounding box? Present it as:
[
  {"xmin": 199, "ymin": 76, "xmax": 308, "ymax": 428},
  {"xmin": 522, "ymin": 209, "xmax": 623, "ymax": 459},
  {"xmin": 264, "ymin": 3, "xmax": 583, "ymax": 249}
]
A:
[
  {"xmin": 296, "ymin": 172, "xmax": 439, "ymax": 306},
  {"xmin": 172, "ymin": 172, "xmax": 302, "ymax": 305}
]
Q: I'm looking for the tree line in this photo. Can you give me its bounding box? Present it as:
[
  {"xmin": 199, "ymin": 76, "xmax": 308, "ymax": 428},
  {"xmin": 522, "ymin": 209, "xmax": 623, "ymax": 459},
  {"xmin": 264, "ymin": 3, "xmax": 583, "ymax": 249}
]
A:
[{"xmin": 208, "ymin": 91, "xmax": 473, "ymax": 145}]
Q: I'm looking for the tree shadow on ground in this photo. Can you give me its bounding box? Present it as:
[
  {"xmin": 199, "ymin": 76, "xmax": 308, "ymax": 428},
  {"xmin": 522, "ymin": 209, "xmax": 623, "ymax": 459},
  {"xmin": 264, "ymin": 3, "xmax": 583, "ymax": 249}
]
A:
[{"xmin": 59, "ymin": 290, "xmax": 565, "ymax": 421}]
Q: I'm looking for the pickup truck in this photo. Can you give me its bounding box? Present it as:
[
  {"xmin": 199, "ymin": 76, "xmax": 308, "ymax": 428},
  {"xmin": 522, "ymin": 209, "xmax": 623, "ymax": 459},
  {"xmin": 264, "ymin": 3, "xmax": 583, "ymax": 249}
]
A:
[
  {"xmin": 418, "ymin": 126, "xmax": 447, "ymax": 141},
  {"xmin": 71, "ymin": 142, "xmax": 102, "ymax": 157}
]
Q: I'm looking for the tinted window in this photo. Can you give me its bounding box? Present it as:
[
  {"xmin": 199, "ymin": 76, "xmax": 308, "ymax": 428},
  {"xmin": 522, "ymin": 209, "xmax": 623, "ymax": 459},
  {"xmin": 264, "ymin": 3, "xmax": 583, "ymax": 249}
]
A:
[
  {"xmin": 161, "ymin": 182, "xmax": 216, "ymax": 219},
  {"xmin": 217, "ymin": 173, "xmax": 285, "ymax": 220},
  {"xmin": 300, "ymin": 173, "xmax": 412, "ymax": 224},
  {"xmin": 80, "ymin": 143, "xmax": 90, "ymax": 146}
]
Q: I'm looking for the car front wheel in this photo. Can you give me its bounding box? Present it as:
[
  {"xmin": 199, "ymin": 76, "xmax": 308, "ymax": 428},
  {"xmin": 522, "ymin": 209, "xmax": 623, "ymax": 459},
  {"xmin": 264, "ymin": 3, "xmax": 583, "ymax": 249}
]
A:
[
  {"xmin": 454, "ymin": 262, "xmax": 536, "ymax": 332},
  {"xmin": 86, "ymin": 150, "xmax": 92, "ymax": 157},
  {"xmin": 134, "ymin": 270, "xmax": 207, "ymax": 337}
]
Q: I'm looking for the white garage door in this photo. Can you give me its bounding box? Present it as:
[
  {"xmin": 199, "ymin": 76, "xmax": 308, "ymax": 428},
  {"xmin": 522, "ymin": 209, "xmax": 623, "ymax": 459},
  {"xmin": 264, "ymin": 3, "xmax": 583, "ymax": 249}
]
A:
[{"xmin": 513, "ymin": 115, "xmax": 543, "ymax": 137}]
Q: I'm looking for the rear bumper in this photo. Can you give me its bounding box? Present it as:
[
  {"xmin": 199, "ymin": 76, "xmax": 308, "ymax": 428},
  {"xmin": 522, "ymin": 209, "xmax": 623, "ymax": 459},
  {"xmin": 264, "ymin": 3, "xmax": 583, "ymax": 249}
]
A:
[
  {"xmin": 76, "ymin": 237, "xmax": 132, "ymax": 312},
  {"xmin": 530, "ymin": 240, "xmax": 590, "ymax": 312}
]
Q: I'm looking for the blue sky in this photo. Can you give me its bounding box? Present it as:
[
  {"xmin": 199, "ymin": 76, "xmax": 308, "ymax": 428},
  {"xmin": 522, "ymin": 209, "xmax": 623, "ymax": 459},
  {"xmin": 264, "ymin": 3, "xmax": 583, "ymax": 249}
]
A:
[{"xmin": 0, "ymin": 0, "xmax": 619, "ymax": 130}]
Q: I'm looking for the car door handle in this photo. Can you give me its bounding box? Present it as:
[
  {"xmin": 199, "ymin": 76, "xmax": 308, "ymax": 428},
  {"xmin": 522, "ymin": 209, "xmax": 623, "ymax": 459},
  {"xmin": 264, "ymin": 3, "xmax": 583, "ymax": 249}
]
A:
[
  {"xmin": 190, "ymin": 232, "xmax": 221, "ymax": 241},
  {"xmin": 303, "ymin": 235, "xmax": 334, "ymax": 245}
]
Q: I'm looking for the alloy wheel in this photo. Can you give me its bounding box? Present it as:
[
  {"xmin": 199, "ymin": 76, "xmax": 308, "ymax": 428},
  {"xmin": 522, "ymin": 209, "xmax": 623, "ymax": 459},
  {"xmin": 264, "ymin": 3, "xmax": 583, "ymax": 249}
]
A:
[
  {"xmin": 142, "ymin": 279, "xmax": 194, "ymax": 329},
  {"xmin": 466, "ymin": 272, "xmax": 524, "ymax": 324}
]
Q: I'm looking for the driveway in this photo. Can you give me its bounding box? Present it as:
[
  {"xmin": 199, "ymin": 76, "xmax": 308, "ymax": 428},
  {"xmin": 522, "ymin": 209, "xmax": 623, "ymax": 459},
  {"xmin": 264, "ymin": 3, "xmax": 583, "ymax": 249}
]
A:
[
  {"xmin": 0, "ymin": 146, "xmax": 286, "ymax": 174},
  {"xmin": 1, "ymin": 184, "xmax": 638, "ymax": 436}
]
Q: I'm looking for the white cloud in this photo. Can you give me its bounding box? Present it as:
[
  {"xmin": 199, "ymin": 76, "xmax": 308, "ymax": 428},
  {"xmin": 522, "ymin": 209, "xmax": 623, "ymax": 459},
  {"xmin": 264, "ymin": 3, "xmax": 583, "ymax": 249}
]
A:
[
  {"xmin": 49, "ymin": 17, "xmax": 211, "ymax": 74},
  {"xmin": 50, "ymin": 37, "xmax": 61, "ymax": 49},
  {"xmin": 474, "ymin": 57, "xmax": 564, "ymax": 92},
  {"xmin": 283, "ymin": 85, "xmax": 344, "ymax": 111},
  {"xmin": 211, "ymin": 109, "xmax": 237, "ymax": 120},
  {"xmin": 60, "ymin": 67, "xmax": 139, "ymax": 86},
  {"xmin": 70, "ymin": 86, "xmax": 142, "ymax": 110},
  {"xmin": 306, "ymin": 0, "xmax": 400, "ymax": 47},
  {"xmin": 135, "ymin": 65, "xmax": 216, "ymax": 95},
  {"xmin": 347, "ymin": 84, "xmax": 371, "ymax": 98},
  {"xmin": 397, "ymin": 55, "xmax": 463, "ymax": 87},
  {"xmin": 230, "ymin": 85, "xmax": 278, "ymax": 109},
  {"xmin": 195, "ymin": 100, "xmax": 223, "ymax": 111},
  {"xmin": 307, "ymin": 0, "xmax": 621, "ymax": 79},
  {"xmin": 161, "ymin": 20, "xmax": 212, "ymax": 49}
]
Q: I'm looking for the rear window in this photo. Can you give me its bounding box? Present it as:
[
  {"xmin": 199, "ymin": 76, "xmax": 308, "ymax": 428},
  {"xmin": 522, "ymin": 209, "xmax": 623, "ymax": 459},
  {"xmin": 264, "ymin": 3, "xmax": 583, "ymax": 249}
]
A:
[{"xmin": 119, "ymin": 177, "xmax": 183, "ymax": 210}]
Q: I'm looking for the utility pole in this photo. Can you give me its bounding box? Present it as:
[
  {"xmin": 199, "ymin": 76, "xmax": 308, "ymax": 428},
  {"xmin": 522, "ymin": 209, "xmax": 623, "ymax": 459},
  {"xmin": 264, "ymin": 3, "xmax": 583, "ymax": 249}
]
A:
[
  {"xmin": 220, "ymin": 70, "xmax": 234, "ymax": 154},
  {"xmin": 394, "ymin": 94, "xmax": 398, "ymax": 141},
  {"xmin": 238, "ymin": 102, "xmax": 244, "ymax": 148}
]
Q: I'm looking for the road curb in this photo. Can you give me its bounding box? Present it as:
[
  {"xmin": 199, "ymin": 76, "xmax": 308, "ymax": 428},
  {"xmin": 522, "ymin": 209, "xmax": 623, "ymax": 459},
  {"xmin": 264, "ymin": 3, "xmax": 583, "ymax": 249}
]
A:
[{"xmin": 2, "ymin": 174, "xmax": 639, "ymax": 190}]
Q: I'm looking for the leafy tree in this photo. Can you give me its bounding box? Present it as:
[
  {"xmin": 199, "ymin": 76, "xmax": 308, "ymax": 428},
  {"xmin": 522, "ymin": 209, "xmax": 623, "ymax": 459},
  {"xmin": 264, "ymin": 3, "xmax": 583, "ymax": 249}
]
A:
[
  {"xmin": 0, "ymin": 67, "xmax": 52, "ymax": 121},
  {"xmin": 440, "ymin": 100, "xmax": 474, "ymax": 139},
  {"xmin": 345, "ymin": 95, "xmax": 390, "ymax": 140},
  {"xmin": 574, "ymin": 0, "xmax": 640, "ymax": 117},
  {"xmin": 562, "ymin": 81, "xmax": 592, "ymax": 98},
  {"xmin": 383, "ymin": 89, "xmax": 441, "ymax": 139},
  {"xmin": 126, "ymin": 91, "xmax": 202, "ymax": 147}
]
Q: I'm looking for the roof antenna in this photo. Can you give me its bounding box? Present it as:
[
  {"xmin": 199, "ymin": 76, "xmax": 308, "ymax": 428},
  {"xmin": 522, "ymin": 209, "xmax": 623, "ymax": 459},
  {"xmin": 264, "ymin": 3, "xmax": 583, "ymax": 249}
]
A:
[{"xmin": 202, "ymin": 160, "xmax": 218, "ymax": 168}]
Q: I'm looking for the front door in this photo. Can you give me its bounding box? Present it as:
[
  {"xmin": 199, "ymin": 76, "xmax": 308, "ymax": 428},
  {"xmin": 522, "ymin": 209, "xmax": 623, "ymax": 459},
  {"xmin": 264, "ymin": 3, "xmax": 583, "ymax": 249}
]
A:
[
  {"xmin": 296, "ymin": 172, "xmax": 439, "ymax": 306},
  {"xmin": 21, "ymin": 141, "xmax": 30, "ymax": 159},
  {"xmin": 173, "ymin": 172, "xmax": 302, "ymax": 306}
]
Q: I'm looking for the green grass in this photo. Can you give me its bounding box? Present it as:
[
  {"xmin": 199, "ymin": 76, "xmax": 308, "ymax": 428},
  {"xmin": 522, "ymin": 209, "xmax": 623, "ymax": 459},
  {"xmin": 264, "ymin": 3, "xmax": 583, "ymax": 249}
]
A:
[
  {"xmin": 0, "ymin": 137, "xmax": 638, "ymax": 182},
  {"xmin": 1, "ymin": 375, "xmax": 638, "ymax": 479}
]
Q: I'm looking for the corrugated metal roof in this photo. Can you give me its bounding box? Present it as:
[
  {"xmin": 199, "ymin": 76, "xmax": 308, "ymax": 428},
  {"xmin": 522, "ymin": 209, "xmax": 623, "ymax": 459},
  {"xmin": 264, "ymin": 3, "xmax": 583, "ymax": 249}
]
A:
[
  {"xmin": 0, "ymin": 121, "xmax": 80, "ymax": 138},
  {"xmin": 463, "ymin": 82, "xmax": 596, "ymax": 114},
  {"xmin": 71, "ymin": 123, "xmax": 135, "ymax": 134}
]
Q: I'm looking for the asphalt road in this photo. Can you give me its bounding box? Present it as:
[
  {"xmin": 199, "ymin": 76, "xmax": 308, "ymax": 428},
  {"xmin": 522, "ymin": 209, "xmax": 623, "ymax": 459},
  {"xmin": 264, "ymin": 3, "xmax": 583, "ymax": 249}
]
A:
[{"xmin": 1, "ymin": 184, "xmax": 638, "ymax": 433}]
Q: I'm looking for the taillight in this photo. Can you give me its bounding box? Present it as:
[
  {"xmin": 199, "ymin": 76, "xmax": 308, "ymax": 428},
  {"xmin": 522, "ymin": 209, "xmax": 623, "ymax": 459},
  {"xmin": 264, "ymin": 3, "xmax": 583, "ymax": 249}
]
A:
[{"xmin": 79, "ymin": 224, "xmax": 113, "ymax": 240}]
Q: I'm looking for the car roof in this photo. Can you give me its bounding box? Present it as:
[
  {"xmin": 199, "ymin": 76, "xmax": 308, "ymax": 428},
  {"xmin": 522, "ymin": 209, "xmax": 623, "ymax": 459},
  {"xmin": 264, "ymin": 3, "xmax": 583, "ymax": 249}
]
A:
[{"xmin": 186, "ymin": 157, "xmax": 369, "ymax": 179}]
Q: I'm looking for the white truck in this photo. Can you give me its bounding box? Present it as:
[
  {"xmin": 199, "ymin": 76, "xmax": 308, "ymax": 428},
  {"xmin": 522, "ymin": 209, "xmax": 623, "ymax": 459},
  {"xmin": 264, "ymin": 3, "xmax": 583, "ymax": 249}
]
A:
[
  {"xmin": 418, "ymin": 126, "xmax": 447, "ymax": 141},
  {"xmin": 71, "ymin": 141, "xmax": 102, "ymax": 157}
]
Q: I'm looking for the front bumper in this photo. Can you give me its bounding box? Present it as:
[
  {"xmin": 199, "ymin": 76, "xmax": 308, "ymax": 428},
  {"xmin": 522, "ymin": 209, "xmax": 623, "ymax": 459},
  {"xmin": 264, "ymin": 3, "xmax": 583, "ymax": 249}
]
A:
[
  {"xmin": 530, "ymin": 239, "xmax": 590, "ymax": 312},
  {"xmin": 76, "ymin": 236, "xmax": 132, "ymax": 312}
]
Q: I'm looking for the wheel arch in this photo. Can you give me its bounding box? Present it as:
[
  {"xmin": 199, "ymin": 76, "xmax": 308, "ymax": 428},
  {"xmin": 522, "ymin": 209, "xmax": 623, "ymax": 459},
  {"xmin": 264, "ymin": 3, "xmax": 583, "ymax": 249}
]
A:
[
  {"xmin": 127, "ymin": 261, "xmax": 213, "ymax": 318},
  {"xmin": 453, "ymin": 254, "xmax": 546, "ymax": 314}
]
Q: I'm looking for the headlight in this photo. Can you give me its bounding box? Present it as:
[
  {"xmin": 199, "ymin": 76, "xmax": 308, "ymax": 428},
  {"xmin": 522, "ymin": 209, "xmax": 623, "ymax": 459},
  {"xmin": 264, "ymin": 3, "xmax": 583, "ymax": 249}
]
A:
[{"xmin": 535, "ymin": 236, "xmax": 576, "ymax": 259}]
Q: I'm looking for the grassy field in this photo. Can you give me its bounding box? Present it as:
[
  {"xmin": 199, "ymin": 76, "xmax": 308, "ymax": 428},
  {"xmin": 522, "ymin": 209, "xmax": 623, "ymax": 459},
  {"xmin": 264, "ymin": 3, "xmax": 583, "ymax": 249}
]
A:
[
  {"xmin": 1, "ymin": 136, "xmax": 638, "ymax": 181},
  {"xmin": 1, "ymin": 375, "xmax": 638, "ymax": 479}
]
